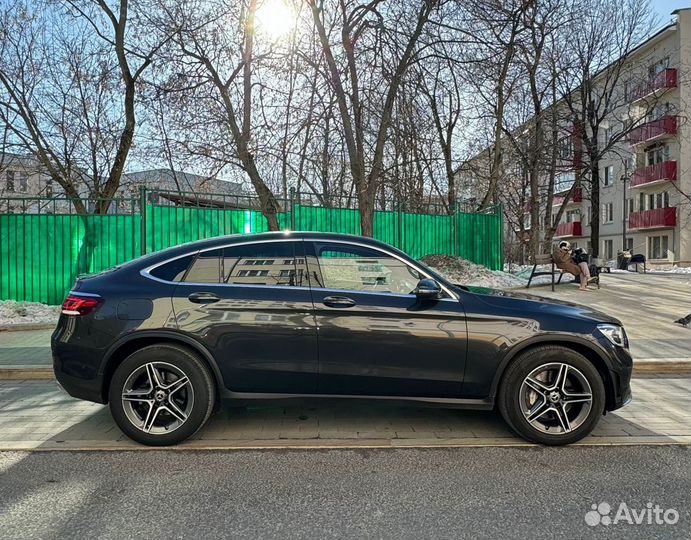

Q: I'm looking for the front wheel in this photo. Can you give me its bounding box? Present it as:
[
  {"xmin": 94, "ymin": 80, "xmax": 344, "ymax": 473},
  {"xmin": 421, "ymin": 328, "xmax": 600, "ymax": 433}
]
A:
[
  {"xmin": 109, "ymin": 344, "xmax": 216, "ymax": 446},
  {"xmin": 498, "ymin": 346, "xmax": 606, "ymax": 445}
]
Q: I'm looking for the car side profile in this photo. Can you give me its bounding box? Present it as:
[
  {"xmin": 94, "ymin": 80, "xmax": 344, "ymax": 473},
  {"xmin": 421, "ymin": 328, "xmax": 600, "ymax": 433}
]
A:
[{"xmin": 52, "ymin": 232, "xmax": 632, "ymax": 446}]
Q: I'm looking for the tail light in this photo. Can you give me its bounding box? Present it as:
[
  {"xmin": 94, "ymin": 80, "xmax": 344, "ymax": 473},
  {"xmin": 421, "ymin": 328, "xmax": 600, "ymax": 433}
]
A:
[{"xmin": 62, "ymin": 295, "xmax": 102, "ymax": 316}]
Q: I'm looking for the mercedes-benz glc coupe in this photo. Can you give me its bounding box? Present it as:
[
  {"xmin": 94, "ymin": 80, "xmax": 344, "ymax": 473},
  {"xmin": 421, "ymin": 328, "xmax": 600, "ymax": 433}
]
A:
[{"xmin": 52, "ymin": 232, "xmax": 632, "ymax": 446}]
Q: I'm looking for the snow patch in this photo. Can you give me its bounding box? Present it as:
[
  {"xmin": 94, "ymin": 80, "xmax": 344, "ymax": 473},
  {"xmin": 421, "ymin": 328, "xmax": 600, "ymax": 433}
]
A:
[{"xmin": 0, "ymin": 300, "xmax": 60, "ymax": 327}]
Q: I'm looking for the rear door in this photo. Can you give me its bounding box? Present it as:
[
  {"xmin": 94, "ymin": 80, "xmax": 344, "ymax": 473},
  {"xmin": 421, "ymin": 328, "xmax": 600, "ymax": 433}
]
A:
[
  {"xmin": 305, "ymin": 240, "xmax": 468, "ymax": 398},
  {"xmin": 171, "ymin": 240, "xmax": 318, "ymax": 394}
]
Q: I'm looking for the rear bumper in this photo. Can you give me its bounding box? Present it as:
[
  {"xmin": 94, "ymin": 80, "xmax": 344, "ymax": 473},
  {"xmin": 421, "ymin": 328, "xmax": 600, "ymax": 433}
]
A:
[
  {"xmin": 51, "ymin": 323, "xmax": 108, "ymax": 404},
  {"xmin": 53, "ymin": 362, "xmax": 106, "ymax": 404}
]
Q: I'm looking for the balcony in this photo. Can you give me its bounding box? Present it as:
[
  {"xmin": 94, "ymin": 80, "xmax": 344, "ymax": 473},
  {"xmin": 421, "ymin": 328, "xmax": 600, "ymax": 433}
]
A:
[
  {"xmin": 629, "ymin": 68, "xmax": 678, "ymax": 103},
  {"xmin": 628, "ymin": 116, "xmax": 677, "ymax": 146},
  {"xmin": 629, "ymin": 161, "xmax": 677, "ymax": 189},
  {"xmin": 628, "ymin": 207, "xmax": 676, "ymax": 230},
  {"xmin": 554, "ymin": 221, "xmax": 583, "ymax": 238},
  {"xmin": 552, "ymin": 187, "xmax": 583, "ymax": 207}
]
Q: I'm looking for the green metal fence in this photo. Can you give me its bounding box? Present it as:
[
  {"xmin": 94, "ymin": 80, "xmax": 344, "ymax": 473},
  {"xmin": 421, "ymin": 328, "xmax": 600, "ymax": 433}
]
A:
[{"xmin": 1, "ymin": 189, "xmax": 503, "ymax": 304}]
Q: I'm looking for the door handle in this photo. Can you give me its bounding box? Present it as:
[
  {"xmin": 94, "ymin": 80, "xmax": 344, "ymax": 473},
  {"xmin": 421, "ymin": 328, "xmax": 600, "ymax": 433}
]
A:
[
  {"xmin": 188, "ymin": 292, "xmax": 221, "ymax": 304},
  {"xmin": 322, "ymin": 295, "xmax": 356, "ymax": 308}
]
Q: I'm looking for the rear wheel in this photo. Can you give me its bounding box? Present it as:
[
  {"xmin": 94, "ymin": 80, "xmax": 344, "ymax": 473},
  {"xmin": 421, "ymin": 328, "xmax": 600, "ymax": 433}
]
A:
[
  {"xmin": 109, "ymin": 344, "xmax": 215, "ymax": 446},
  {"xmin": 498, "ymin": 346, "xmax": 605, "ymax": 445}
]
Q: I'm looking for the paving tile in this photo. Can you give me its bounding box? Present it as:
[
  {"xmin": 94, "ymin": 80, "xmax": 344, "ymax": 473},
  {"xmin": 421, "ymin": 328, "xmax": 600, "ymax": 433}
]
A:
[{"xmin": 0, "ymin": 376, "xmax": 688, "ymax": 449}]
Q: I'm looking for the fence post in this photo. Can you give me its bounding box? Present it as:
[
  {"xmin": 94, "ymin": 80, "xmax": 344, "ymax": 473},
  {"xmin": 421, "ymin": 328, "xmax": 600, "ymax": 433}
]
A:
[
  {"xmin": 289, "ymin": 187, "xmax": 296, "ymax": 231},
  {"xmin": 139, "ymin": 186, "xmax": 147, "ymax": 255},
  {"xmin": 397, "ymin": 200, "xmax": 403, "ymax": 250}
]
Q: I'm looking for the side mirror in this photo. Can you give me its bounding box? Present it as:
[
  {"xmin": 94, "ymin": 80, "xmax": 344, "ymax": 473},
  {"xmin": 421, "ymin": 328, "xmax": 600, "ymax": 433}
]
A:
[{"xmin": 414, "ymin": 278, "xmax": 441, "ymax": 299}]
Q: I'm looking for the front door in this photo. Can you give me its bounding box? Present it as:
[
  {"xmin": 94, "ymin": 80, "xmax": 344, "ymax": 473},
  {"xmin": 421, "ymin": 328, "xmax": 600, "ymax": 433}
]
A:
[
  {"xmin": 171, "ymin": 239, "xmax": 318, "ymax": 393},
  {"xmin": 305, "ymin": 240, "xmax": 467, "ymax": 398}
]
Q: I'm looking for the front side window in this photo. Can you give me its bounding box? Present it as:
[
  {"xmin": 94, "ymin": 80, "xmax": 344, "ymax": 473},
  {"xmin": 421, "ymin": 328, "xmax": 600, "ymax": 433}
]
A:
[
  {"xmin": 183, "ymin": 241, "xmax": 307, "ymax": 287},
  {"xmin": 310, "ymin": 243, "xmax": 423, "ymax": 296}
]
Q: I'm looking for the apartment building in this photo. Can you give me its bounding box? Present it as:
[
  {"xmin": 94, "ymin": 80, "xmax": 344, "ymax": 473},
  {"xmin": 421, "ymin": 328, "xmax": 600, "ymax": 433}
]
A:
[
  {"xmin": 461, "ymin": 8, "xmax": 691, "ymax": 267},
  {"xmin": 552, "ymin": 8, "xmax": 691, "ymax": 267}
]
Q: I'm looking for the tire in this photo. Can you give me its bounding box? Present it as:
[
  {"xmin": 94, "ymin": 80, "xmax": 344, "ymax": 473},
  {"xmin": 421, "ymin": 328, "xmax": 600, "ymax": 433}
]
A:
[
  {"xmin": 498, "ymin": 345, "xmax": 606, "ymax": 446},
  {"xmin": 108, "ymin": 344, "xmax": 216, "ymax": 446}
]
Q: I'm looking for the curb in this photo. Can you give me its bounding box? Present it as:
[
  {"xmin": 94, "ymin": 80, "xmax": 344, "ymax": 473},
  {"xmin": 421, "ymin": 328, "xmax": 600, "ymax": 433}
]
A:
[
  {"xmin": 0, "ymin": 323, "xmax": 56, "ymax": 332},
  {"xmin": 1, "ymin": 359, "xmax": 689, "ymax": 381},
  {"xmin": 1, "ymin": 436, "xmax": 689, "ymax": 452}
]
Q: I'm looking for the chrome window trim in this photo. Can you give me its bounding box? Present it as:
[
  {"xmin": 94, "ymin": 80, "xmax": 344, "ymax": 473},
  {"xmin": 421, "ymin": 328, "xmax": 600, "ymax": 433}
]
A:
[{"xmin": 139, "ymin": 236, "xmax": 459, "ymax": 300}]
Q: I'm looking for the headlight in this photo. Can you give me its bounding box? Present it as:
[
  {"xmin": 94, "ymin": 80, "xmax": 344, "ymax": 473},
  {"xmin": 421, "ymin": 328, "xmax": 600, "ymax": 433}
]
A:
[{"xmin": 597, "ymin": 324, "xmax": 628, "ymax": 348}]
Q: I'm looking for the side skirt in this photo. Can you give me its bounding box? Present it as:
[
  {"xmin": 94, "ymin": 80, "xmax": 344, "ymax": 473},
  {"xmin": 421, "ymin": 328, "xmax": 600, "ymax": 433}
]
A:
[{"xmin": 219, "ymin": 390, "xmax": 494, "ymax": 410}]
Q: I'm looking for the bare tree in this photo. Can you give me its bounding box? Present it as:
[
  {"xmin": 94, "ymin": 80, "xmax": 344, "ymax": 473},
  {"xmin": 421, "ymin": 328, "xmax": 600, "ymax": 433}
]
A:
[
  {"xmin": 306, "ymin": 0, "xmax": 438, "ymax": 236},
  {"xmin": 556, "ymin": 0, "xmax": 658, "ymax": 256},
  {"xmin": 0, "ymin": 0, "xmax": 171, "ymax": 213}
]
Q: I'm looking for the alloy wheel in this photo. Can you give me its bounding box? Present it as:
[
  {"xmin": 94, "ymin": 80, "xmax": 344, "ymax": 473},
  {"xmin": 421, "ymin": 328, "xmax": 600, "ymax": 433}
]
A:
[
  {"xmin": 519, "ymin": 362, "xmax": 593, "ymax": 435},
  {"xmin": 121, "ymin": 361, "xmax": 194, "ymax": 434}
]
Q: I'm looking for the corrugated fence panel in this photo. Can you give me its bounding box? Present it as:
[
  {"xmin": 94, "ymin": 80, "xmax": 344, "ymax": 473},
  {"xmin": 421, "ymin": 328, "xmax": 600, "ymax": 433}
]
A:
[{"xmin": 1, "ymin": 201, "xmax": 502, "ymax": 304}]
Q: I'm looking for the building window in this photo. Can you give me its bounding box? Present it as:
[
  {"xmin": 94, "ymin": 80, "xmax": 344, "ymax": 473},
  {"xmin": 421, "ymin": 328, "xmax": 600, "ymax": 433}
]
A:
[
  {"xmin": 45, "ymin": 178, "xmax": 53, "ymax": 197},
  {"xmin": 648, "ymin": 236, "xmax": 669, "ymax": 260},
  {"xmin": 648, "ymin": 57, "xmax": 669, "ymax": 79},
  {"xmin": 639, "ymin": 192, "xmax": 646, "ymax": 211},
  {"xmin": 624, "ymin": 238, "xmax": 634, "ymax": 252},
  {"xmin": 604, "ymin": 240, "xmax": 614, "ymax": 260},
  {"xmin": 602, "ymin": 165, "xmax": 614, "ymax": 187},
  {"xmin": 602, "ymin": 125, "xmax": 614, "ymax": 146},
  {"xmin": 558, "ymin": 137, "xmax": 573, "ymax": 160},
  {"xmin": 566, "ymin": 210, "xmax": 580, "ymax": 223},
  {"xmin": 646, "ymin": 144, "xmax": 669, "ymax": 166},
  {"xmin": 19, "ymin": 173, "xmax": 28, "ymax": 193},
  {"xmin": 6, "ymin": 170, "xmax": 15, "ymax": 192},
  {"xmin": 624, "ymin": 198, "xmax": 634, "ymax": 219},
  {"xmin": 554, "ymin": 171, "xmax": 575, "ymax": 192},
  {"xmin": 602, "ymin": 202, "xmax": 614, "ymax": 223},
  {"xmin": 648, "ymin": 191, "xmax": 670, "ymax": 210}
]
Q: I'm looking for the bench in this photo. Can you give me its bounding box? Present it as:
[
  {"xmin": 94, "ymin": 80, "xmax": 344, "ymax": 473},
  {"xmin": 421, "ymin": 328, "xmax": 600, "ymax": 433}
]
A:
[
  {"xmin": 629, "ymin": 254, "xmax": 647, "ymax": 273},
  {"xmin": 526, "ymin": 254, "xmax": 564, "ymax": 292}
]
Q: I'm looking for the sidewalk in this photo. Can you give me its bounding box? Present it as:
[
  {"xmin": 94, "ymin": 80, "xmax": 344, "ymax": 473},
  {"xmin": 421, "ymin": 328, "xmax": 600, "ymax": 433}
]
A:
[
  {"xmin": 525, "ymin": 271, "xmax": 691, "ymax": 363},
  {"xmin": 0, "ymin": 376, "xmax": 688, "ymax": 450}
]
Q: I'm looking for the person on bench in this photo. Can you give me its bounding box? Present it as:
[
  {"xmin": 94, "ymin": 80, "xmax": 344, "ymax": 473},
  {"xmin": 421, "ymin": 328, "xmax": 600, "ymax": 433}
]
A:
[{"xmin": 553, "ymin": 240, "xmax": 591, "ymax": 291}]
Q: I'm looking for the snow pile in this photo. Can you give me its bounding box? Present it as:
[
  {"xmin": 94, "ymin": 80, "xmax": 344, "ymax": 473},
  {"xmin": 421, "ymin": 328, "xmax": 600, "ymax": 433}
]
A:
[
  {"xmin": 652, "ymin": 265, "xmax": 691, "ymax": 274},
  {"xmin": 0, "ymin": 300, "xmax": 60, "ymax": 327},
  {"xmin": 423, "ymin": 255, "xmax": 527, "ymax": 289}
]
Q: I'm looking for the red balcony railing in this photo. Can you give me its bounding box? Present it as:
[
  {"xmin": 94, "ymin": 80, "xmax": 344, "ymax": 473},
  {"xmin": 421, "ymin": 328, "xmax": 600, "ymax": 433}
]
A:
[
  {"xmin": 552, "ymin": 187, "xmax": 583, "ymax": 207},
  {"xmin": 629, "ymin": 116, "xmax": 677, "ymax": 145},
  {"xmin": 630, "ymin": 161, "xmax": 677, "ymax": 189},
  {"xmin": 628, "ymin": 207, "xmax": 676, "ymax": 230},
  {"xmin": 555, "ymin": 221, "xmax": 583, "ymax": 238},
  {"xmin": 630, "ymin": 68, "xmax": 678, "ymax": 103}
]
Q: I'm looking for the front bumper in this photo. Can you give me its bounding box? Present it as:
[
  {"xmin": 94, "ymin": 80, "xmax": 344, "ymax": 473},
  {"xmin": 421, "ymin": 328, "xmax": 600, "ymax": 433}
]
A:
[{"xmin": 602, "ymin": 339, "xmax": 633, "ymax": 411}]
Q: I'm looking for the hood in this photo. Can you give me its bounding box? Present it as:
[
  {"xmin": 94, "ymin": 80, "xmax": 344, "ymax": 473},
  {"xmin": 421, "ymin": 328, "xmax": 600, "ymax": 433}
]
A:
[{"xmin": 458, "ymin": 285, "xmax": 622, "ymax": 325}]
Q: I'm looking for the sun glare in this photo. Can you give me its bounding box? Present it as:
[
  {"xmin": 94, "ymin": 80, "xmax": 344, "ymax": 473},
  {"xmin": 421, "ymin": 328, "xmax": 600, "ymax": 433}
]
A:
[{"xmin": 255, "ymin": 0, "xmax": 295, "ymax": 39}]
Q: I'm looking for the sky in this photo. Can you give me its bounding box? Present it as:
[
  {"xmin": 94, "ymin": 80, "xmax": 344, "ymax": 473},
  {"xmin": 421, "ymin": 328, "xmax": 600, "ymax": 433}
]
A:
[{"xmin": 652, "ymin": 0, "xmax": 690, "ymax": 24}]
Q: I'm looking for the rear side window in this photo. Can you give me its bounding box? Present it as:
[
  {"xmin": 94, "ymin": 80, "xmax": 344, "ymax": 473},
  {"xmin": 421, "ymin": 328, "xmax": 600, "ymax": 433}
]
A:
[
  {"xmin": 183, "ymin": 242, "xmax": 308, "ymax": 286},
  {"xmin": 149, "ymin": 254, "xmax": 195, "ymax": 282}
]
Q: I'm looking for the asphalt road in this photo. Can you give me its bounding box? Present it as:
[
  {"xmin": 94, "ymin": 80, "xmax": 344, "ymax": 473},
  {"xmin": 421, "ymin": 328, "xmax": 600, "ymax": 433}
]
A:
[{"xmin": 1, "ymin": 446, "xmax": 689, "ymax": 539}]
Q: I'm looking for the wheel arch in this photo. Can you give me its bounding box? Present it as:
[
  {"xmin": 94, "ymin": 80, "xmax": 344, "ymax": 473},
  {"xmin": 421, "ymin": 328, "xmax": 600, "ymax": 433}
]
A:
[
  {"xmin": 489, "ymin": 337, "xmax": 617, "ymax": 411},
  {"xmin": 99, "ymin": 331, "xmax": 224, "ymax": 403}
]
